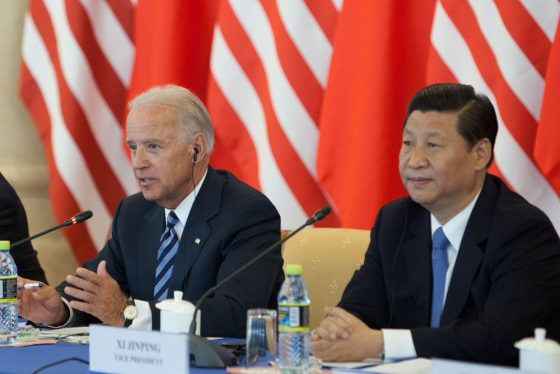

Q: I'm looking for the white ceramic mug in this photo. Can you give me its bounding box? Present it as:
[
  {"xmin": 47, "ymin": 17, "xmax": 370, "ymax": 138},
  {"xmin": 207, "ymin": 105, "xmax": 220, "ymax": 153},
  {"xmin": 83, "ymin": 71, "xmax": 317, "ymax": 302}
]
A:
[
  {"xmin": 155, "ymin": 290, "xmax": 201, "ymax": 335},
  {"xmin": 515, "ymin": 328, "xmax": 560, "ymax": 374}
]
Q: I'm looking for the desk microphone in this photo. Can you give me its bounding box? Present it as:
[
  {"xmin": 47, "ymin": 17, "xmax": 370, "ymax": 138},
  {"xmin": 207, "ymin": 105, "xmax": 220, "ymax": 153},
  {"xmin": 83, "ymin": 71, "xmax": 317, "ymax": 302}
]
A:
[
  {"xmin": 186, "ymin": 206, "xmax": 332, "ymax": 368},
  {"xmin": 10, "ymin": 210, "xmax": 93, "ymax": 249}
]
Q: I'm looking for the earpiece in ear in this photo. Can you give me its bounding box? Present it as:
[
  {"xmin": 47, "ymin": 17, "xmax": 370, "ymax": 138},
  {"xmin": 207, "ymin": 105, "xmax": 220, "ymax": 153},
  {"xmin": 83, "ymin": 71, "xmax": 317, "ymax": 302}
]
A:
[{"xmin": 192, "ymin": 147, "xmax": 199, "ymax": 162}]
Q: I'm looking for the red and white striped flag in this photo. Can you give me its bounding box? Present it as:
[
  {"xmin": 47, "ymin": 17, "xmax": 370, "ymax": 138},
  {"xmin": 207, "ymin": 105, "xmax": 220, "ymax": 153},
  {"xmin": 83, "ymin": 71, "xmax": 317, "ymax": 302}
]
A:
[
  {"xmin": 207, "ymin": 0, "xmax": 341, "ymax": 228},
  {"xmin": 19, "ymin": 0, "xmax": 560, "ymax": 262},
  {"xmin": 427, "ymin": 0, "xmax": 560, "ymax": 230},
  {"xmin": 19, "ymin": 0, "xmax": 137, "ymax": 262}
]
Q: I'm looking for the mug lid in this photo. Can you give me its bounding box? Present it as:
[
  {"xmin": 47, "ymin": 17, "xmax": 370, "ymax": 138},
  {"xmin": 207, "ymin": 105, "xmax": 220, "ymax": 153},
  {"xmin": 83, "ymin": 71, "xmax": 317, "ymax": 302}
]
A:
[
  {"xmin": 155, "ymin": 290, "xmax": 195, "ymax": 312},
  {"xmin": 515, "ymin": 328, "xmax": 560, "ymax": 352}
]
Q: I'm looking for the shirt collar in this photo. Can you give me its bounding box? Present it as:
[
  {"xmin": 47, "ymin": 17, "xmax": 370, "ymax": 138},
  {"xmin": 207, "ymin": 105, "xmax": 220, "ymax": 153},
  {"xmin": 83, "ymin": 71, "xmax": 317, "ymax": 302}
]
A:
[
  {"xmin": 431, "ymin": 187, "xmax": 483, "ymax": 252},
  {"xmin": 164, "ymin": 168, "xmax": 208, "ymax": 225}
]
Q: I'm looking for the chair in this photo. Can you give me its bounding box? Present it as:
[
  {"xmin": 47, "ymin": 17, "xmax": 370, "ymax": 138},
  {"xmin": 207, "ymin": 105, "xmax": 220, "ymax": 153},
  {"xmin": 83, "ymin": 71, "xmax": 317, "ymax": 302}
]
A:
[{"xmin": 280, "ymin": 228, "xmax": 371, "ymax": 330}]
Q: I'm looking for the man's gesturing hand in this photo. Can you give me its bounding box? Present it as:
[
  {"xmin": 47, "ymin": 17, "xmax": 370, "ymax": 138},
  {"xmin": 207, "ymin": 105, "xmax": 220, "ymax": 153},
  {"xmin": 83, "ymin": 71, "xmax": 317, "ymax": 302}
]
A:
[{"xmin": 65, "ymin": 260, "xmax": 128, "ymax": 326}]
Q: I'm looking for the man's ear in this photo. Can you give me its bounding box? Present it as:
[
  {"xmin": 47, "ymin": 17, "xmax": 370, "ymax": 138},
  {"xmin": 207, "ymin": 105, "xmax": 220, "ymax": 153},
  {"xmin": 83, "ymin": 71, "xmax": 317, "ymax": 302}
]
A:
[
  {"xmin": 191, "ymin": 133, "xmax": 206, "ymax": 163},
  {"xmin": 474, "ymin": 138, "xmax": 491, "ymax": 170}
]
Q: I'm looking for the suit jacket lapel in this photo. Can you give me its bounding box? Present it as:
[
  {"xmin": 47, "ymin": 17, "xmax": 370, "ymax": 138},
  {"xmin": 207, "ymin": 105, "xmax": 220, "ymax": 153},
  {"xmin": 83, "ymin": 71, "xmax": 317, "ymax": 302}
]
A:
[
  {"xmin": 137, "ymin": 204, "xmax": 165, "ymax": 301},
  {"xmin": 441, "ymin": 175, "xmax": 497, "ymax": 325},
  {"xmin": 168, "ymin": 167, "xmax": 222, "ymax": 294},
  {"xmin": 401, "ymin": 203, "xmax": 433, "ymax": 319}
]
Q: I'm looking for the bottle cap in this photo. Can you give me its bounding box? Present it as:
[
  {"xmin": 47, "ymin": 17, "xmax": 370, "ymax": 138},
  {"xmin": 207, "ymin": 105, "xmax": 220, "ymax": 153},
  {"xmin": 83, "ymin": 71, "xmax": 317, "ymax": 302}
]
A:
[
  {"xmin": 0, "ymin": 241, "xmax": 10, "ymax": 250},
  {"xmin": 286, "ymin": 264, "xmax": 302, "ymax": 275}
]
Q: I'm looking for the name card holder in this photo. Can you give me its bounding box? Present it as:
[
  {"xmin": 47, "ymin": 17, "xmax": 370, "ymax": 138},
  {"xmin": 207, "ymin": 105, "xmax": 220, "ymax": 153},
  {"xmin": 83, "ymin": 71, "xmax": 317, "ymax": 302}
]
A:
[{"xmin": 90, "ymin": 324, "xmax": 189, "ymax": 374}]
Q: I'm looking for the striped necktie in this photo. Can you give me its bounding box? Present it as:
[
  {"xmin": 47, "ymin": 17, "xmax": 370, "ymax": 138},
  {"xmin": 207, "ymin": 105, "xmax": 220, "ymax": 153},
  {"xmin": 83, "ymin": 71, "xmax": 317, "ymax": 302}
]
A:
[
  {"xmin": 154, "ymin": 211, "xmax": 180, "ymax": 301},
  {"xmin": 430, "ymin": 227, "xmax": 450, "ymax": 328}
]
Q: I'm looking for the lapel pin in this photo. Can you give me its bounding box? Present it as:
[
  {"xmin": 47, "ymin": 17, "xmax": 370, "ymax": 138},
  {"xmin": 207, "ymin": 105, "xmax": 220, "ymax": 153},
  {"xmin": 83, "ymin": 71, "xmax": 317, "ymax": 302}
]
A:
[{"xmin": 195, "ymin": 238, "xmax": 201, "ymax": 244}]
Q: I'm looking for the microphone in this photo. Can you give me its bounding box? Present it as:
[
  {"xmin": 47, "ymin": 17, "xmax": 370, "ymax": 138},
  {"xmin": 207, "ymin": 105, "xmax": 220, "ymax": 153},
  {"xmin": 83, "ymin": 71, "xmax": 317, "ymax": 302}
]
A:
[
  {"xmin": 305, "ymin": 205, "xmax": 331, "ymax": 225},
  {"xmin": 10, "ymin": 210, "xmax": 93, "ymax": 249},
  {"xmin": 185, "ymin": 206, "xmax": 331, "ymax": 368}
]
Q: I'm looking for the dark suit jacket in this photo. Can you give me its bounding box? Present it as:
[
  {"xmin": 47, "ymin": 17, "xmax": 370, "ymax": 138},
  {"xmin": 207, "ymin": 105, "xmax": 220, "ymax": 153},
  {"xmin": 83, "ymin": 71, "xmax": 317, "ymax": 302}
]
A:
[
  {"xmin": 0, "ymin": 173, "xmax": 48, "ymax": 283},
  {"xmin": 338, "ymin": 174, "xmax": 560, "ymax": 365},
  {"xmin": 57, "ymin": 167, "xmax": 284, "ymax": 337}
]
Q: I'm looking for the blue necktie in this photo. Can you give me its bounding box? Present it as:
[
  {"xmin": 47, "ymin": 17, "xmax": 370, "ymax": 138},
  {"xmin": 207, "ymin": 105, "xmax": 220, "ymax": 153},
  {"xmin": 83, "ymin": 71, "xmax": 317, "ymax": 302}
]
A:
[
  {"xmin": 430, "ymin": 227, "xmax": 449, "ymax": 328},
  {"xmin": 154, "ymin": 211, "xmax": 180, "ymax": 301}
]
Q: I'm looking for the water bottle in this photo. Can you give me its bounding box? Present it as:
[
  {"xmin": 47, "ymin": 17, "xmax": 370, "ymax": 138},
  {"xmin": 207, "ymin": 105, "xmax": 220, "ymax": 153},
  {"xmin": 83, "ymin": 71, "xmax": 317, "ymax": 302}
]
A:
[
  {"xmin": 278, "ymin": 264, "xmax": 310, "ymax": 374},
  {"xmin": 0, "ymin": 240, "xmax": 18, "ymax": 345}
]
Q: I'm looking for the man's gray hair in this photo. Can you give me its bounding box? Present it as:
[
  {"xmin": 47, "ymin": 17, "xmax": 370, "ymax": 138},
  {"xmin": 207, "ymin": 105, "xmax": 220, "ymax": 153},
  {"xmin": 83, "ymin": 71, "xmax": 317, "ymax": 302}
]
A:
[{"xmin": 128, "ymin": 84, "xmax": 215, "ymax": 154}]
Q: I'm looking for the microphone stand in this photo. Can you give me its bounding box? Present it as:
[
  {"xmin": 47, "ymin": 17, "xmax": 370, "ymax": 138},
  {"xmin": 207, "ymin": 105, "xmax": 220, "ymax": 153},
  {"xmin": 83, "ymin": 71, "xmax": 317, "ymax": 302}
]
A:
[
  {"xmin": 10, "ymin": 210, "xmax": 93, "ymax": 249},
  {"xmin": 186, "ymin": 206, "xmax": 331, "ymax": 368}
]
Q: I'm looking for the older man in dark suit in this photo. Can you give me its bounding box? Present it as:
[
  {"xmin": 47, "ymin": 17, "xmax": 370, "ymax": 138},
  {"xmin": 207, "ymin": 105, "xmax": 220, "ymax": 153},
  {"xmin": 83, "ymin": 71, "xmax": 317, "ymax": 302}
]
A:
[
  {"xmin": 310, "ymin": 83, "xmax": 560, "ymax": 365},
  {"xmin": 17, "ymin": 84, "xmax": 284, "ymax": 338}
]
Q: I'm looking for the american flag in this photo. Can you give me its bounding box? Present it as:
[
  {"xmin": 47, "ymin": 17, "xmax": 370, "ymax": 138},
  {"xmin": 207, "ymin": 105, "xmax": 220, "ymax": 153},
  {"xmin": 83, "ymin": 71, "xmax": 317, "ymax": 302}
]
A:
[{"xmin": 19, "ymin": 0, "xmax": 560, "ymax": 262}]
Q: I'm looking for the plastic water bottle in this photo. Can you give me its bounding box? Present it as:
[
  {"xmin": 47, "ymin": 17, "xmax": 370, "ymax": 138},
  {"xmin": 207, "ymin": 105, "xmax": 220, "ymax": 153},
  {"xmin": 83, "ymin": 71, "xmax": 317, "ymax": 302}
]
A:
[
  {"xmin": 278, "ymin": 264, "xmax": 310, "ymax": 374},
  {"xmin": 0, "ymin": 240, "xmax": 18, "ymax": 345}
]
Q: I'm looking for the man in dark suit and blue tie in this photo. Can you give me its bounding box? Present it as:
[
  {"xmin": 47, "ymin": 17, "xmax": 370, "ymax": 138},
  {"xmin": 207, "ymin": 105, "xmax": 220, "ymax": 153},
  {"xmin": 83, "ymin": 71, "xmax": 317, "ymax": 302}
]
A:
[
  {"xmin": 17, "ymin": 84, "xmax": 284, "ymax": 338},
  {"xmin": 310, "ymin": 83, "xmax": 560, "ymax": 365}
]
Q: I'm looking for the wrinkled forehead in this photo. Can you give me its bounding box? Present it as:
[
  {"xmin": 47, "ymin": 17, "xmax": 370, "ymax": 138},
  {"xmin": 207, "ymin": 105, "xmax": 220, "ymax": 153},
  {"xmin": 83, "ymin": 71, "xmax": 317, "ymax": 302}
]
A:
[
  {"xmin": 127, "ymin": 106, "xmax": 177, "ymax": 128},
  {"xmin": 128, "ymin": 104, "xmax": 177, "ymax": 120},
  {"xmin": 126, "ymin": 107, "xmax": 181, "ymax": 141}
]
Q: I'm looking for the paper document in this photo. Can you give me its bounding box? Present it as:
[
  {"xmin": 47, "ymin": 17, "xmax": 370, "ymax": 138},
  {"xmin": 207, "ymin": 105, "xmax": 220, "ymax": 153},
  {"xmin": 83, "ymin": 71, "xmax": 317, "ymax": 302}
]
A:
[
  {"xmin": 431, "ymin": 358, "xmax": 535, "ymax": 373},
  {"xmin": 327, "ymin": 358, "xmax": 431, "ymax": 374},
  {"xmin": 37, "ymin": 326, "xmax": 89, "ymax": 339},
  {"xmin": 325, "ymin": 358, "xmax": 430, "ymax": 373},
  {"xmin": 361, "ymin": 358, "xmax": 431, "ymax": 374},
  {"xmin": 325, "ymin": 358, "xmax": 383, "ymax": 369}
]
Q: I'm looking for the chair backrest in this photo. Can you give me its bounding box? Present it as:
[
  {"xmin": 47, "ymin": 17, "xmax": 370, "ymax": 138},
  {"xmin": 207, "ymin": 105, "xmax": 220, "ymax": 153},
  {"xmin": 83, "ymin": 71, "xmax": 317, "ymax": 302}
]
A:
[{"xmin": 281, "ymin": 228, "xmax": 370, "ymax": 330}]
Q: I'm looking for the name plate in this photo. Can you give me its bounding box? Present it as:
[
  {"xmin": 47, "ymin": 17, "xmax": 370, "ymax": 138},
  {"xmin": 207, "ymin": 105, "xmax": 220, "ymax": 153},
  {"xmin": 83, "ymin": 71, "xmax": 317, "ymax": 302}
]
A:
[{"xmin": 90, "ymin": 324, "xmax": 189, "ymax": 374}]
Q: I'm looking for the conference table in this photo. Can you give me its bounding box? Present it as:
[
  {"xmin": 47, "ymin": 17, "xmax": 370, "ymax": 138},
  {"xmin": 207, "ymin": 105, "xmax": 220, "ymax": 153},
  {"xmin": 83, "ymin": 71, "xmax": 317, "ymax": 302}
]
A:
[
  {"xmin": 1, "ymin": 335, "xmax": 484, "ymax": 374},
  {"xmin": 0, "ymin": 337, "xmax": 236, "ymax": 374},
  {"xmin": 1, "ymin": 340, "xmax": 91, "ymax": 374}
]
